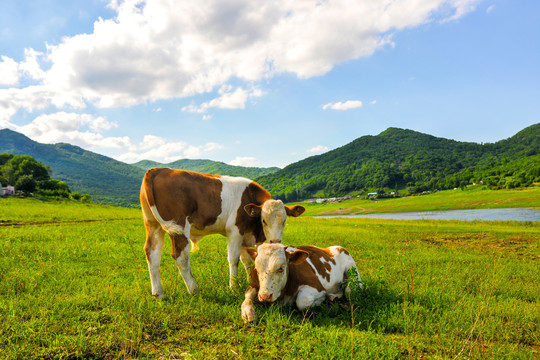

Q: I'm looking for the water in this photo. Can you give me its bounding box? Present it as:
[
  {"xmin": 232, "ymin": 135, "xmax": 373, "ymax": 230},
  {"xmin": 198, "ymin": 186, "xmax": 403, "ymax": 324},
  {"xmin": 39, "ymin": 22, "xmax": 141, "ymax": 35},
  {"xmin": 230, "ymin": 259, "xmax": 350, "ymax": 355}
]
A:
[{"xmin": 316, "ymin": 208, "xmax": 540, "ymax": 222}]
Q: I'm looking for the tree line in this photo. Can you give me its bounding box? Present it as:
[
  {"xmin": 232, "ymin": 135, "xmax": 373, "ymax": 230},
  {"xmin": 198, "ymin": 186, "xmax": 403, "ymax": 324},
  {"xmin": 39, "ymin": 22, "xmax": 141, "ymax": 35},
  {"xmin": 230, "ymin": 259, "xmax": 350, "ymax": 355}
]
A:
[
  {"xmin": 0, "ymin": 153, "xmax": 91, "ymax": 201},
  {"xmin": 256, "ymin": 125, "xmax": 540, "ymax": 202}
]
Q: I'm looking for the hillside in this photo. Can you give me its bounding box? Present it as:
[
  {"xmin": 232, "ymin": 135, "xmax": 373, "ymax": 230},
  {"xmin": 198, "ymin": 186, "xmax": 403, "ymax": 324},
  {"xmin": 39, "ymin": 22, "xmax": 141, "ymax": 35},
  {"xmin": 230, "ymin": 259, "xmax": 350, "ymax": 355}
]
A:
[
  {"xmin": 132, "ymin": 159, "xmax": 279, "ymax": 178},
  {"xmin": 256, "ymin": 124, "xmax": 540, "ymax": 201},
  {"xmin": 0, "ymin": 129, "xmax": 145, "ymax": 206},
  {"xmin": 0, "ymin": 129, "xmax": 279, "ymax": 206}
]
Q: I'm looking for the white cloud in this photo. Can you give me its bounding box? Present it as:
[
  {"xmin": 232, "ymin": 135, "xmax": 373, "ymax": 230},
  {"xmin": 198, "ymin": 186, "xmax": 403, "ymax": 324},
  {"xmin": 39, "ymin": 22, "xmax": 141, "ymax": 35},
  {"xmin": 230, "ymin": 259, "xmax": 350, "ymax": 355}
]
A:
[
  {"xmin": 229, "ymin": 156, "xmax": 259, "ymax": 167},
  {"xmin": 486, "ymin": 5, "xmax": 495, "ymax": 14},
  {"xmin": 13, "ymin": 112, "xmax": 129, "ymax": 149},
  {"xmin": 117, "ymin": 137, "xmax": 224, "ymax": 163},
  {"xmin": 0, "ymin": 50, "xmax": 46, "ymax": 87},
  {"xmin": 1, "ymin": 0, "xmax": 480, "ymax": 113},
  {"xmin": 0, "ymin": 56, "xmax": 19, "ymax": 86},
  {"xmin": 307, "ymin": 145, "xmax": 329, "ymax": 154},
  {"xmin": 182, "ymin": 86, "xmax": 264, "ymax": 113},
  {"xmin": 441, "ymin": 0, "xmax": 480, "ymax": 23},
  {"xmin": 370, "ymin": 100, "xmax": 377, "ymax": 105},
  {"xmin": 322, "ymin": 100, "xmax": 363, "ymax": 111}
]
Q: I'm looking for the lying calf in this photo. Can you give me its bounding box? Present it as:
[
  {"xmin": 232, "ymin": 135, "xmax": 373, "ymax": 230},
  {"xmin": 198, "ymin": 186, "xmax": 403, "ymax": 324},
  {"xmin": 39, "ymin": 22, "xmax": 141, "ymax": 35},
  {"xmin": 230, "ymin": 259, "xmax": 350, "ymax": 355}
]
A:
[{"xmin": 241, "ymin": 243, "xmax": 362, "ymax": 322}]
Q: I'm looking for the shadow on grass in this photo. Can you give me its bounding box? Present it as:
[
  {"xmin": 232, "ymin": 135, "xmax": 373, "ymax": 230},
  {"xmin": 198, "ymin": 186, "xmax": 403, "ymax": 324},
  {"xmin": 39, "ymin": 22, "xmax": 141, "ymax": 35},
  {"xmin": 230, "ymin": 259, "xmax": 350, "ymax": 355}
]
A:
[{"xmin": 255, "ymin": 278, "xmax": 404, "ymax": 333}]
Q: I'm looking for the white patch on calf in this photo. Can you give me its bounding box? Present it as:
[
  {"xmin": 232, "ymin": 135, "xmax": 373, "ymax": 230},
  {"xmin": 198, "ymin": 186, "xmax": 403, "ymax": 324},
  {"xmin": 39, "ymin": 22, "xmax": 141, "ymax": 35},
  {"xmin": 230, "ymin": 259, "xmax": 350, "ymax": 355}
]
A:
[
  {"xmin": 261, "ymin": 200, "xmax": 287, "ymax": 243},
  {"xmin": 150, "ymin": 205, "xmax": 186, "ymax": 234},
  {"xmin": 296, "ymin": 285, "xmax": 326, "ymax": 310},
  {"xmin": 219, "ymin": 175, "xmax": 251, "ymax": 229}
]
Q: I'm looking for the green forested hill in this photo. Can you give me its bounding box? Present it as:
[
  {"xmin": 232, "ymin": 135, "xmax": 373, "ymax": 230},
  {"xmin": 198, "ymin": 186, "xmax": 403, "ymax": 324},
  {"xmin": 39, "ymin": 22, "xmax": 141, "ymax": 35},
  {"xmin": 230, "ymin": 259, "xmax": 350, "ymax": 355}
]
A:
[
  {"xmin": 2, "ymin": 124, "xmax": 538, "ymax": 205},
  {"xmin": 256, "ymin": 124, "xmax": 540, "ymax": 201},
  {"xmin": 132, "ymin": 159, "xmax": 279, "ymax": 178},
  {"xmin": 0, "ymin": 129, "xmax": 145, "ymax": 206},
  {"xmin": 0, "ymin": 129, "xmax": 279, "ymax": 206}
]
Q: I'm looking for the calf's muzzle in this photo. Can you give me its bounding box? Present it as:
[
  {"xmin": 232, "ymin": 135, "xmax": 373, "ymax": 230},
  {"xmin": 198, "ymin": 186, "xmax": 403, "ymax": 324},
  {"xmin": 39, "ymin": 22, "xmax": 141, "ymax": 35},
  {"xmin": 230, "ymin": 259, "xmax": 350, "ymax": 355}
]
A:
[{"xmin": 259, "ymin": 293, "xmax": 273, "ymax": 302}]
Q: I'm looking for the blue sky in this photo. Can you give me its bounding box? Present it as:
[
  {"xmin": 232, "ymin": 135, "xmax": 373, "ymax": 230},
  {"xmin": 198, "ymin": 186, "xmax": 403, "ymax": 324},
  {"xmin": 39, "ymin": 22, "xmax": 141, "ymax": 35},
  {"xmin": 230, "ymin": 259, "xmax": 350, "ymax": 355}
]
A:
[{"xmin": 1, "ymin": 0, "xmax": 539, "ymax": 168}]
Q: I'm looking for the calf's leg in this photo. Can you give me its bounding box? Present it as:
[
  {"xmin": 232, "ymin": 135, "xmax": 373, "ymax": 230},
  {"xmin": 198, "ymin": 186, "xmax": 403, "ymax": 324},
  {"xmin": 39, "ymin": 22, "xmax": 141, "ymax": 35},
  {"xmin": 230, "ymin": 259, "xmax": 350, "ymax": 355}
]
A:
[
  {"xmin": 239, "ymin": 246, "xmax": 254, "ymax": 279},
  {"xmin": 171, "ymin": 233, "xmax": 200, "ymax": 295},
  {"xmin": 241, "ymin": 286, "xmax": 258, "ymax": 322},
  {"xmin": 144, "ymin": 224, "xmax": 165, "ymax": 298},
  {"xmin": 227, "ymin": 233, "xmax": 243, "ymax": 289}
]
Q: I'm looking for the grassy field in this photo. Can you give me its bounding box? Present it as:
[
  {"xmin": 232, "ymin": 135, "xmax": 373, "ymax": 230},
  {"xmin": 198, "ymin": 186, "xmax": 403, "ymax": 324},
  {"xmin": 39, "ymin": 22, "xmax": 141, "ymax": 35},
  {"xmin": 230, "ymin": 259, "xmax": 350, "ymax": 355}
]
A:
[
  {"xmin": 300, "ymin": 185, "xmax": 540, "ymax": 216},
  {"xmin": 1, "ymin": 197, "xmax": 539, "ymax": 359}
]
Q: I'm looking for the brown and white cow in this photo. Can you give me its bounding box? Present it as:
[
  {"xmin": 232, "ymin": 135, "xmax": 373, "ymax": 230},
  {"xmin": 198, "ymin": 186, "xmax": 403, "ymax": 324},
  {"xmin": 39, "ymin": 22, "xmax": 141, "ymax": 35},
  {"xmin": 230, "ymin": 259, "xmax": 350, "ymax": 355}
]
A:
[
  {"xmin": 241, "ymin": 243, "xmax": 362, "ymax": 322},
  {"xmin": 140, "ymin": 168, "xmax": 305, "ymax": 297}
]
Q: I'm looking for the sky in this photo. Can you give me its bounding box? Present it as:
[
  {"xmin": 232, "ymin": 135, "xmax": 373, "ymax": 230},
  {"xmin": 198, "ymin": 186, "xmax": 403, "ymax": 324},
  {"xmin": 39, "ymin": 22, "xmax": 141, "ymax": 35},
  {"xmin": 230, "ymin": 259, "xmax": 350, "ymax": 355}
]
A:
[{"xmin": 0, "ymin": 0, "xmax": 539, "ymax": 168}]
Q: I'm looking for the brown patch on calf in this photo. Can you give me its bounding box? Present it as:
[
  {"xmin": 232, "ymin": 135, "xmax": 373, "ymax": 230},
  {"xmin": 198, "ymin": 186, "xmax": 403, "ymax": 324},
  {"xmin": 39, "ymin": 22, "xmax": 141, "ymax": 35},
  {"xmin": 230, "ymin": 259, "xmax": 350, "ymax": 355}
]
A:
[
  {"xmin": 282, "ymin": 259, "xmax": 325, "ymax": 300},
  {"xmin": 143, "ymin": 168, "xmax": 223, "ymax": 231},
  {"xmin": 235, "ymin": 181, "xmax": 272, "ymax": 244},
  {"xmin": 170, "ymin": 233, "xmax": 189, "ymax": 259},
  {"xmin": 299, "ymin": 246, "xmax": 336, "ymax": 282},
  {"xmin": 278, "ymin": 245, "xmax": 333, "ymax": 299}
]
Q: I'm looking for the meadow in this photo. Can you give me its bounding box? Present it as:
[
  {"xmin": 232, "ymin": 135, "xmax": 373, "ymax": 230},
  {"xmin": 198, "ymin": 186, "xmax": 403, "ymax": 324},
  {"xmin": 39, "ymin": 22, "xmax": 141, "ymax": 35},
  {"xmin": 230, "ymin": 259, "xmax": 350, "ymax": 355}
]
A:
[
  {"xmin": 300, "ymin": 185, "xmax": 540, "ymax": 216},
  {"xmin": 0, "ymin": 197, "xmax": 539, "ymax": 359}
]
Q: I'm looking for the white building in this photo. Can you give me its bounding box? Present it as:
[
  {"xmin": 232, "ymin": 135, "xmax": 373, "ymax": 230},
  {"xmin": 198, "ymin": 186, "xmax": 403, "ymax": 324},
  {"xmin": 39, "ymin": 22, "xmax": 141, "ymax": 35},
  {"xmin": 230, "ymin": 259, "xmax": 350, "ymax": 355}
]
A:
[{"xmin": 1, "ymin": 184, "xmax": 15, "ymax": 196}]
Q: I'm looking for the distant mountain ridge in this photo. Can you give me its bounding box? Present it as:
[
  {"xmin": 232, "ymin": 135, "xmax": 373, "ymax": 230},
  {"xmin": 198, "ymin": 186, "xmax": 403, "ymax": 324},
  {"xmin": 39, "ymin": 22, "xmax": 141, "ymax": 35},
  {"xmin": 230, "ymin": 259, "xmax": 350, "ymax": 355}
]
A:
[
  {"xmin": 256, "ymin": 123, "xmax": 540, "ymax": 201},
  {"xmin": 132, "ymin": 159, "xmax": 279, "ymax": 178},
  {"xmin": 0, "ymin": 129, "xmax": 279, "ymax": 206},
  {"xmin": 1, "ymin": 124, "xmax": 538, "ymax": 206}
]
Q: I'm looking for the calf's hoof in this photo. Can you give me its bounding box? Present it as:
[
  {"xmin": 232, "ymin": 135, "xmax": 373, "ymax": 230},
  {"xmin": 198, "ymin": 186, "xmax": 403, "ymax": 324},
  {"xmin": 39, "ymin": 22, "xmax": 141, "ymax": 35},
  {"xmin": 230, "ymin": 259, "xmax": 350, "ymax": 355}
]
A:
[
  {"xmin": 188, "ymin": 284, "xmax": 200, "ymax": 296},
  {"xmin": 241, "ymin": 303, "xmax": 257, "ymax": 323}
]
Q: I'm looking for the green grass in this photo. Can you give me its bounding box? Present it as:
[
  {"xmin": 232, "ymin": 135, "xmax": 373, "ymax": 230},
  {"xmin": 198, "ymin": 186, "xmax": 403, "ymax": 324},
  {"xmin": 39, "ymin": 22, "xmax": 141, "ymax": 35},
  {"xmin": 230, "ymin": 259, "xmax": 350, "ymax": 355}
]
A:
[
  {"xmin": 0, "ymin": 197, "xmax": 140, "ymax": 225},
  {"xmin": 1, "ymin": 198, "xmax": 539, "ymax": 359},
  {"xmin": 300, "ymin": 185, "xmax": 540, "ymax": 216}
]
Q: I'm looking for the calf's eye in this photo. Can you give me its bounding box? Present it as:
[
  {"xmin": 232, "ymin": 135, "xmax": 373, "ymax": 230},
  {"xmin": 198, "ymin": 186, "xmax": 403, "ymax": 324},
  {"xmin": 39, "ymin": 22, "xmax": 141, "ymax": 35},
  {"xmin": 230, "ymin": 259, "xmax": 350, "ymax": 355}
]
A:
[{"xmin": 277, "ymin": 267, "xmax": 284, "ymax": 273}]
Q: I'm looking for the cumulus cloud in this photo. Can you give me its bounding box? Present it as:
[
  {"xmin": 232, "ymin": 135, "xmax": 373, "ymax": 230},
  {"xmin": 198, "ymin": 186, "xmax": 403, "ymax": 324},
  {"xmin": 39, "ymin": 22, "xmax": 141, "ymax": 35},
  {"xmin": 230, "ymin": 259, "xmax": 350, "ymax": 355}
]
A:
[
  {"xmin": 0, "ymin": 0, "xmax": 481, "ymax": 158},
  {"xmin": 5, "ymin": 110, "xmax": 223, "ymax": 164},
  {"xmin": 229, "ymin": 156, "xmax": 259, "ymax": 167},
  {"xmin": 13, "ymin": 112, "xmax": 130, "ymax": 149},
  {"xmin": 307, "ymin": 145, "xmax": 329, "ymax": 154},
  {"xmin": 322, "ymin": 100, "xmax": 363, "ymax": 110},
  {"xmin": 0, "ymin": 49, "xmax": 46, "ymax": 87},
  {"xmin": 116, "ymin": 136, "xmax": 224, "ymax": 163},
  {"xmin": 1, "ymin": 0, "xmax": 480, "ymax": 112},
  {"xmin": 0, "ymin": 56, "xmax": 19, "ymax": 86},
  {"xmin": 182, "ymin": 86, "xmax": 264, "ymax": 113}
]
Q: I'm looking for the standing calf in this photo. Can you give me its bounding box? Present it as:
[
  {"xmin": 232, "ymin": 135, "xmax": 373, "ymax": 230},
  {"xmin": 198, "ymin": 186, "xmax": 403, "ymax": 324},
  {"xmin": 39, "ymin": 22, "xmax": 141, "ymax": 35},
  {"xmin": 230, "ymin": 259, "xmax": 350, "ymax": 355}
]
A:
[
  {"xmin": 241, "ymin": 243, "xmax": 361, "ymax": 322},
  {"xmin": 140, "ymin": 168, "xmax": 305, "ymax": 298}
]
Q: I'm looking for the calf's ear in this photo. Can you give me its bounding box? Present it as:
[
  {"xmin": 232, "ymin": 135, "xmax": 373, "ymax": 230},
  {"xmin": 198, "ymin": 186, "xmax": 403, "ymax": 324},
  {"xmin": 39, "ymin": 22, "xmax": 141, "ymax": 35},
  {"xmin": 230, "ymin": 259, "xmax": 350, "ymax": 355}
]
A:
[
  {"xmin": 285, "ymin": 205, "xmax": 305, "ymax": 217},
  {"xmin": 244, "ymin": 204, "xmax": 262, "ymax": 217},
  {"xmin": 245, "ymin": 247, "xmax": 258, "ymax": 260},
  {"xmin": 287, "ymin": 250, "xmax": 309, "ymax": 265}
]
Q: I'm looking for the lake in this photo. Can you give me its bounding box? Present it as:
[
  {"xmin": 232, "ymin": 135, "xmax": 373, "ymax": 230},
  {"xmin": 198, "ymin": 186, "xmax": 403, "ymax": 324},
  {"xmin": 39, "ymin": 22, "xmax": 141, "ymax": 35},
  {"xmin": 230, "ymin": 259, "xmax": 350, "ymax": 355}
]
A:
[{"xmin": 316, "ymin": 208, "xmax": 540, "ymax": 222}]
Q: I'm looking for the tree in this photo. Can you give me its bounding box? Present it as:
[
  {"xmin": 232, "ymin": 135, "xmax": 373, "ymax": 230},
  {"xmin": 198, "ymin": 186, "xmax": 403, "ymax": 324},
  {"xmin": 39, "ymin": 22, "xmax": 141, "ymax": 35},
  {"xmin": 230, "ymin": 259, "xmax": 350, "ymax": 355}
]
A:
[{"xmin": 15, "ymin": 175, "xmax": 37, "ymax": 193}]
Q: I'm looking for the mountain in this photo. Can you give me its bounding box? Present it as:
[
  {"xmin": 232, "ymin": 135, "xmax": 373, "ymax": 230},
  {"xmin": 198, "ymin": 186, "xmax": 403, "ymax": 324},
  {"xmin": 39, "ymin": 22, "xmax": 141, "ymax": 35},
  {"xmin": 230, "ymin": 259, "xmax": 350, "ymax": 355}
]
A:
[
  {"xmin": 132, "ymin": 159, "xmax": 279, "ymax": 179},
  {"xmin": 255, "ymin": 124, "xmax": 540, "ymax": 201},
  {"xmin": 2, "ymin": 124, "xmax": 538, "ymax": 206},
  {"xmin": 0, "ymin": 129, "xmax": 145, "ymax": 206},
  {"xmin": 0, "ymin": 129, "xmax": 279, "ymax": 206}
]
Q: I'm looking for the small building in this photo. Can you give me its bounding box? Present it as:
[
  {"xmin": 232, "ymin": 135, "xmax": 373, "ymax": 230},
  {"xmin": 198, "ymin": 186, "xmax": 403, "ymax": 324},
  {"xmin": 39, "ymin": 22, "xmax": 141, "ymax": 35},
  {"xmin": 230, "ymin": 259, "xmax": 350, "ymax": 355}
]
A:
[
  {"xmin": 2, "ymin": 184, "xmax": 15, "ymax": 196},
  {"xmin": 367, "ymin": 192, "xmax": 378, "ymax": 197}
]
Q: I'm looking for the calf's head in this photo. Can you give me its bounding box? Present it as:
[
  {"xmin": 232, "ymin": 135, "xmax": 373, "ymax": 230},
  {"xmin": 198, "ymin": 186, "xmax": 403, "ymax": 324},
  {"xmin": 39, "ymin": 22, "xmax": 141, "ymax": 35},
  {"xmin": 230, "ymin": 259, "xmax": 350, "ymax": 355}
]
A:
[
  {"xmin": 244, "ymin": 200, "xmax": 305, "ymax": 243},
  {"xmin": 247, "ymin": 244, "xmax": 308, "ymax": 302}
]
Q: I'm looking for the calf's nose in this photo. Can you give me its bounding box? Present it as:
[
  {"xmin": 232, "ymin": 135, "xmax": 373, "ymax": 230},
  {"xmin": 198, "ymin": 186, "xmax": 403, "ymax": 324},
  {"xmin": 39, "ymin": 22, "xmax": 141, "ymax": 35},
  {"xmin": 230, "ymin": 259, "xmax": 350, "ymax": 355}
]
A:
[
  {"xmin": 269, "ymin": 239, "xmax": 281, "ymax": 244},
  {"xmin": 259, "ymin": 293, "xmax": 273, "ymax": 302}
]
